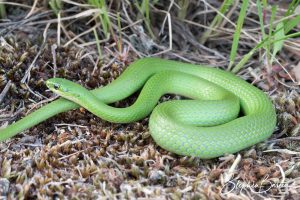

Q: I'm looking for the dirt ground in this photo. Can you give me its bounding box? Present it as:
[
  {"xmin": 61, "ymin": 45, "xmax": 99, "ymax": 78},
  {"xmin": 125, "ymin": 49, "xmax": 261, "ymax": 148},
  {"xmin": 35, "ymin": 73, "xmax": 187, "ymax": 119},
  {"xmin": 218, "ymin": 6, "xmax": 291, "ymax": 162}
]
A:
[{"xmin": 0, "ymin": 1, "xmax": 299, "ymax": 199}]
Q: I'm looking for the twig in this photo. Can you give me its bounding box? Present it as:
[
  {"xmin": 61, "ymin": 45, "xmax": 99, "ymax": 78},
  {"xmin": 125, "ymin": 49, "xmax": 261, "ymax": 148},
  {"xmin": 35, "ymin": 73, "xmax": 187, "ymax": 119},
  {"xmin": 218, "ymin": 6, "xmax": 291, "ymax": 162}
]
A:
[
  {"xmin": 0, "ymin": 80, "xmax": 11, "ymax": 104},
  {"xmin": 0, "ymin": 1, "xmax": 33, "ymax": 9},
  {"xmin": 51, "ymin": 44, "xmax": 58, "ymax": 77},
  {"xmin": 202, "ymin": 1, "xmax": 259, "ymax": 44},
  {"xmin": 159, "ymin": 0, "xmax": 175, "ymax": 35},
  {"xmin": 54, "ymin": 123, "xmax": 89, "ymax": 128},
  {"xmin": 0, "ymin": 106, "xmax": 24, "ymax": 122},
  {"xmin": 223, "ymin": 154, "xmax": 241, "ymax": 183},
  {"xmin": 264, "ymin": 149, "xmax": 300, "ymax": 155},
  {"xmin": 150, "ymin": 6, "xmax": 172, "ymax": 56},
  {"xmin": 21, "ymin": 44, "xmax": 45, "ymax": 84},
  {"xmin": 25, "ymin": 96, "xmax": 58, "ymax": 115},
  {"xmin": 26, "ymin": 9, "xmax": 103, "ymax": 26},
  {"xmin": 64, "ymin": 24, "xmax": 99, "ymax": 47},
  {"xmin": 25, "ymin": 0, "xmax": 38, "ymax": 19},
  {"xmin": 269, "ymin": 136, "xmax": 300, "ymax": 143},
  {"xmin": 24, "ymin": 82, "xmax": 47, "ymax": 100},
  {"xmin": 57, "ymin": 12, "xmax": 61, "ymax": 46},
  {"xmin": 43, "ymin": 22, "xmax": 51, "ymax": 43}
]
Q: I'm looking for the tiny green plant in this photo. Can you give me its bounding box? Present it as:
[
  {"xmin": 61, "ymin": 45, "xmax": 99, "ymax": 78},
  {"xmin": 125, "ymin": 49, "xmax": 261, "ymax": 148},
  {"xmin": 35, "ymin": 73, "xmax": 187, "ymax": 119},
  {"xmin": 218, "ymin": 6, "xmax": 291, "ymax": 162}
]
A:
[
  {"xmin": 0, "ymin": 0, "xmax": 6, "ymax": 19},
  {"xmin": 49, "ymin": 0, "xmax": 62, "ymax": 15}
]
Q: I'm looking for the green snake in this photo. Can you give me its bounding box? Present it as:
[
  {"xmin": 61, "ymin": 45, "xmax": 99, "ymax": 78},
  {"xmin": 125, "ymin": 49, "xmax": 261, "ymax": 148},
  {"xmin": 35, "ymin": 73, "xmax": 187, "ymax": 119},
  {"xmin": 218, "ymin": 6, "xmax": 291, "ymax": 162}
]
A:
[{"xmin": 0, "ymin": 58, "xmax": 276, "ymax": 158}]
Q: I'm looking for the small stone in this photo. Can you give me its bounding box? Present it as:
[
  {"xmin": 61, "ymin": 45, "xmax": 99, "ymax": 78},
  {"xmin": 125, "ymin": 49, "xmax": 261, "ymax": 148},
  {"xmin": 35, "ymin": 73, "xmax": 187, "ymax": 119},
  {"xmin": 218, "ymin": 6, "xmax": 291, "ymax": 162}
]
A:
[
  {"xmin": 0, "ymin": 178, "xmax": 10, "ymax": 197},
  {"xmin": 148, "ymin": 170, "xmax": 166, "ymax": 184}
]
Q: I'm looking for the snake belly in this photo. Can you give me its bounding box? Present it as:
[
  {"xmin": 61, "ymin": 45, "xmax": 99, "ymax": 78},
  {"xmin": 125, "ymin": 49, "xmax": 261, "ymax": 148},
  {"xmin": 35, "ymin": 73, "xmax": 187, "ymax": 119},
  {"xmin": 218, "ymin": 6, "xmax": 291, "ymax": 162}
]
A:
[{"xmin": 0, "ymin": 58, "xmax": 276, "ymax": 158}]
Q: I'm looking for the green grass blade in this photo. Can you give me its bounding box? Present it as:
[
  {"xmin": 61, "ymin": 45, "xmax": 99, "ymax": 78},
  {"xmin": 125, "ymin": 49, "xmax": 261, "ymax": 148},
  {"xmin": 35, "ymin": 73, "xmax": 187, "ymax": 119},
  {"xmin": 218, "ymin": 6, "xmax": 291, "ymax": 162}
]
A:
[
  {"xmin": 178, "ymin": 0, "xmax": 190, "ymax": 20},
  {"xmin": 271, "ymin": 32, "xmax": 300, "ymax": 44},
  {"xmin": 284, "ymin": 14, "xmax": 300, "ymax": 34},
  {"xmin": 256, "ymin": 0, "xmax": 266, "ymax": 40},
  {"xmin": 93, "ymin": 28, "xmax": 102, "ymax": 58},
  {"xmin": 228, "ymin": 0, "xmax": 249, "ymax": 70},
  {"xmin": 100, "ymin": 0, "xmax": 111, "ymax": 37},
  {"xmin": 284, "ymin": 0, "xmax": 300, "ymax": 17},
  {"xmin": 117, "ymin": 12, "xmax": 122, "ymax": 52},
  {"xmin": 232, "ymin": 49, "xmax": 256, "ymax": 73},
  {"xmin": 271, "ymin": 22, "xmax": 285, "ymax": 64},
  {"xmin": 0, "ymin": 0, "xmax": 6, "ymax": 19},
  {"xmin": 268, "ymin": 6, "xmax": 277, "ymax": 39},
  {"xmin": 267, "ymin": 5, "xmax": 277, "ymax": 64},
  {"xmin": 283, "ymin": 0, "xmax": 300, "ymax": 33}
]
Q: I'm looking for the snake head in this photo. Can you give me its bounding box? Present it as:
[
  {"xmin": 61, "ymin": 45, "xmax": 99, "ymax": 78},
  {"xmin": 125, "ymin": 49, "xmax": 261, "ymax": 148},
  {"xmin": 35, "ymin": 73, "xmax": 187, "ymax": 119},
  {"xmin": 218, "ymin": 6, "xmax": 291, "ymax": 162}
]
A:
[{"xmin": 46, "ymin": 78, "xmax": 81, "ymax": 100}]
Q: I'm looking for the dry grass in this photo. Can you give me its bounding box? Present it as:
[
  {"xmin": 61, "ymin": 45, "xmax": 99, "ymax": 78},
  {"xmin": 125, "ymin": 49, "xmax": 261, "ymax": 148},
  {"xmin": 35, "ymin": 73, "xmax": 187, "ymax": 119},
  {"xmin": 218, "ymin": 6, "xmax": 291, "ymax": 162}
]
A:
[{"xmin": 0, "ymin": 0, "xmax": 299, "ymax": 199}]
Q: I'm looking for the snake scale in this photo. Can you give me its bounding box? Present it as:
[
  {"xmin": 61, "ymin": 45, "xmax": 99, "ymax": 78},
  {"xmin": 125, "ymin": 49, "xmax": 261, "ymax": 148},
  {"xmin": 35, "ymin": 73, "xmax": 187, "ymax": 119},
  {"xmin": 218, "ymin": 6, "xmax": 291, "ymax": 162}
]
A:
[{"xmin": 0, "ymin": 58, "xmax": 276, "ymax": 158}]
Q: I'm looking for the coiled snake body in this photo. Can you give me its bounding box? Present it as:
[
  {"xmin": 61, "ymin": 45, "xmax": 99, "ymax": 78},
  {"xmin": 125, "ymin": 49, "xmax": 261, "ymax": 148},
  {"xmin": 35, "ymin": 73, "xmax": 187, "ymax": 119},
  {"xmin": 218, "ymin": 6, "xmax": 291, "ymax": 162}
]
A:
[{"xmin": 0, "ymin": 58, "xmax": 276, "ymax": 158}]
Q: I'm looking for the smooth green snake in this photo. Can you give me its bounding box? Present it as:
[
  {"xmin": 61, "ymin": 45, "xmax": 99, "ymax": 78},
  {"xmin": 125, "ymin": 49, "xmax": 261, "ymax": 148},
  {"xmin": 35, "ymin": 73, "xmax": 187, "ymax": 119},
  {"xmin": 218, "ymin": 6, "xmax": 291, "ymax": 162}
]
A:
[{"xmin": 0, "ymin": 58, "xmax": 276, "ymax": 158}]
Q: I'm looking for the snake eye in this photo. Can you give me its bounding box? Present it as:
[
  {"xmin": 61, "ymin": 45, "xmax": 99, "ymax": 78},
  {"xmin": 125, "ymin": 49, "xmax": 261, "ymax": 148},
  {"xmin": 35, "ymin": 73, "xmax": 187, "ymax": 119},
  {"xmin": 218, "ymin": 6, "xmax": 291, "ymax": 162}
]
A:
[{"xmin": 53, "ymin": 83, "xmax": 60, "ymax": 90}]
